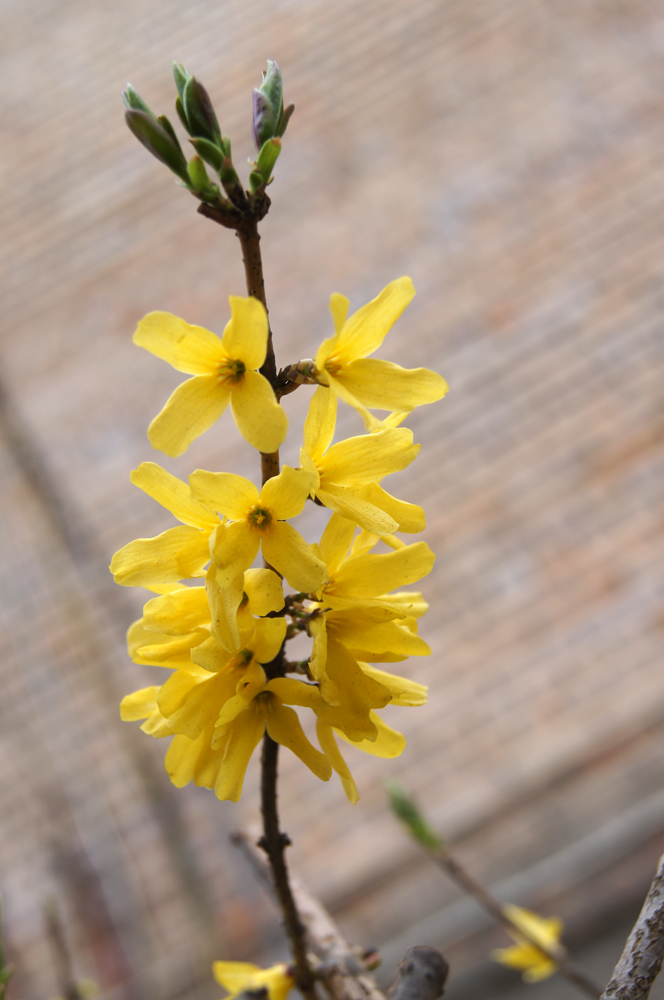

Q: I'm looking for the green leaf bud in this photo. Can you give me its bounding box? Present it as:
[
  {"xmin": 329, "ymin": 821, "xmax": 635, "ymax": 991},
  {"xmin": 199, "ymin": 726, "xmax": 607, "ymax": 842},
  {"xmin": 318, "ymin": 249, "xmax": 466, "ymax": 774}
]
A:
[
  {"xmin": 256, "ymin": 137, "xmax": 281, "ymax": 183},
  {"xmin": 187, "ymin": 155, "xmax": 212, "ymax": 192},
  {"xmin": 276, "ymin": 103, "xmax": 295, "ymax": 138},
  {"xmin": 157, "ymin": 115, "xmax": 184, "ymax": 153},
  {"xmin": 122, "ymin": 84, "xmax": 153, "ymax": 116},
  {"xmin": 252, "ymin": 90, "xmax": 275, "ymax": 149},
  {"xmin": 172, "ymin": 62, "xmax": 190, "ymax": 101},
  {"xmin": 386, "ymin": 781, "xmax": 443, "ymax": 851},
  {"xmin": 248, "ymin": 168, "xmax": 264, "ymax": 194},
  {"xmin": 191, "ymin": 136, "xmax": 224, "ymax": 172},
  {"xmin": 220, "ymin": 156, "xmax": 241, "ymax": 190},
  {"xmin": 125, "ymin": 109, "xmax": 189, "ymax": 182},
  {"xmin": 183, "ymin": 76, "xmax": 221, "ymax": 143},
  {"xmin": 260, "ymin": 60, "xmax": 283, "ymax": 127}
]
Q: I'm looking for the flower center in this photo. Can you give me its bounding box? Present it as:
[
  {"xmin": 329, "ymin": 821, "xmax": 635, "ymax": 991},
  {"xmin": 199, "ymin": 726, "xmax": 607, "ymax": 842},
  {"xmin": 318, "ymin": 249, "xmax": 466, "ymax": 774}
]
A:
[
  {"xmin": 247, "ymin": 504, "xmax": 273, "ymax": 529},
  {"xmin": 217, "ymin": 358, "xmax": 246, "ymax": 385},
  {"xmin": 324, "ymin": 355, "xmax": 342, "ymax": 377}
]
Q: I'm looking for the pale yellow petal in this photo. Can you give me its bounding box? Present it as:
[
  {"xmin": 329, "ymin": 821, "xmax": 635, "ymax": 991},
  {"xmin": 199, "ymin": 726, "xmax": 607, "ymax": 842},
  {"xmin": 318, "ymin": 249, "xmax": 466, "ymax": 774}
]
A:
[
  {"xmin": 333, "ymin": 542, "xmax": 435, "ymax": 597},
  {"xmin": 359, "ymin": 663, "xmax": 428, "ymax": 706},
  {"xmin": 148, "ymin": 375, "xmax": 230, "ymax": 457},
  {"xmin": 210, "ymin": 521, "xmax": 260, "ymax": 589},
  {"xmin": 265, "ymin": 701, "xmax": 331, "ymax": 781},
  {"xmin": 142, "ymin": 586, "xmax": 210, "ymax": 635},
  {"xmin": 303, "ymin": 385, "xmax": 337, "ymax": 463},
  {"xmin": 159, "ymin": 668, "xmax": 234, "ymax": 739},
  {"xmin": 221, "ymin": 296, "xmax": 268, "ymax": 370},
  {"xmin": 130, "ymin": 620, "xmax": 206, "ymax": 666},
  {"xmin": 189, "ymin": 470, "xmax": 258, "ymax": 520},
  {"xmin": 316, "ymin": 722, "xmax": 359, "ymax": 804},
  {"xmin": 318, "ymin": 513, "xmax": 356, "ymax": 577},
  {"xmin": 261, "ymin": 522, "xmax": 328, "ymax": 592},
  {"xmin": 335, "ymin": 711, "xmax": 406, "ymax": 757},
  {"xmin": 317, "ymin": 486, "xmax": 398, "ymax": 535},
  {"xmin": 330, "ymin": 292, "xmax": 350, "ymax": 335},
  {"xmin": 110, "ymin": 525, "xmax": 210, "ymax": 587},
  {"xmin": 324, "ymin": 373, "xmax": 374, "ymax": 429},
  {"xmin": 212, "ymin": 961, "xmax": 263, "ymax": 992},
  {"xmin": 378, "ymin": 591, "xmax": 429, "ymax": 618},
  {"xmin": 206, "ymin": 567, "xmax": 242, "ymax": 651},
  {"xmin": 335, "ymin": 277, "xmax": 415, "ymax": 361},
  {"xmin": 260, "ymin": 465, "xmax": 316, "ymax": 520},
  {"xmin": 267, "ymin": 678, "xmax": 325, "ymax": 710},
  {"xmin": 338, "ymin": 359, "xmax": 448, "ymax": 412},
  {"xmin": 214, "ymin": 707, "xmax": 265, "ymax": 802},
  {"xmin": 131, "ymin": 462, "xmax": 219, "ymax": 529},
  {"xmin": 308, "ymin": 615, "xmax": 327, "ymax": 681},
  {"xmin": 230, "ymin": 371, "xmax": 288, "ymax": 453},
  {"xmin": 243, "ymin": 568, "xmax": 284, "ymax": 615},
  {"xmin": 321, "ymin": 427, "xmax": 419, "ymax": 486},
  {"xmin": 120, "ymin": 686, "xmax": 160, "ymax": 721},
  {"xmin": 328, "ymin": 609, "xmax": 430, "ymax": 657},
  {"xmin": 252, "ymin": 617, "xmax": 287, "ymax": 663},
  {"xmin": 190, "ymin": 635, "xmax": 234, "ymax": 673},
  {"xmin": 133, "ymin": 311, "xmax": 225, "ymax": 373},
  {"xmin": 358, "ymin": 482, "xmax": 425, "ymax": 533}
]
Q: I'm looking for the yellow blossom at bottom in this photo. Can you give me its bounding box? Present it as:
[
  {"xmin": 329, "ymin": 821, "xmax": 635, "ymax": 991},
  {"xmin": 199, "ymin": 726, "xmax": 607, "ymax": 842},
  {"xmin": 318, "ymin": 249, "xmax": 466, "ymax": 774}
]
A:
[
  {"xmin": 213, "ymin": 960, "xmax": 294, "ymax": 1000},
  {"xmin": 491, "ymin": 904, "xmax": 563, "ymax": 982}
]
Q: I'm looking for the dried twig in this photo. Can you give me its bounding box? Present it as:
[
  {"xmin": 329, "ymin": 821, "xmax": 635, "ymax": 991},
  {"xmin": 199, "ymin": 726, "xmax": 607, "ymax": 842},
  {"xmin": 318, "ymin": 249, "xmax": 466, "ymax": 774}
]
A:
[
  {"xmin": 601, "ymin": 853, "xmax": 664, "ymax": 1000},
  {"xmin": 387, "ymin": 947, "xmax": 448, "ymax": 1000},
  {"xmin": 44, "ymin": 898, "xmax": 84, "ymax": 1000}
]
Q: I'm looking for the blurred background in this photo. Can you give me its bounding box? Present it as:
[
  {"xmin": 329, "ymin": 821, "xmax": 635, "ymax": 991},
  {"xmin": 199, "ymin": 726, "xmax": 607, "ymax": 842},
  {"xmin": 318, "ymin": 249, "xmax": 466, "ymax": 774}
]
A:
[{"xmin": 2, "ymin": 1, "xmax": 664, "ymax": 998}]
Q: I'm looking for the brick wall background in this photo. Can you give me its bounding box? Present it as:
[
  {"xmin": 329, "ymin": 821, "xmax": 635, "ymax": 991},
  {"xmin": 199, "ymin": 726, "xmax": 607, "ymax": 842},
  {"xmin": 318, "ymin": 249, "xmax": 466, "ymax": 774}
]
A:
[{"xmin": 1, "ymin": 2, "xmax": 663, "ymax": 998}]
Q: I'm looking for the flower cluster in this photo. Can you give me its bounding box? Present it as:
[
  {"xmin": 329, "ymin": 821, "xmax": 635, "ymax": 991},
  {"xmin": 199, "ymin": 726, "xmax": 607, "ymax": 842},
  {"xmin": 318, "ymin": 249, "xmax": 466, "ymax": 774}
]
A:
[{"xmin": 113, "ymin": 277, "xmax": 447, "ymax": 801}]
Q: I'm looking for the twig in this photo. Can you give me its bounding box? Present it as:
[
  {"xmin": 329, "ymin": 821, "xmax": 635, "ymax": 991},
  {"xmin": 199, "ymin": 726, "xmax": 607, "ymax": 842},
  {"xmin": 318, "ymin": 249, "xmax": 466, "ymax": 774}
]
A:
[
  {"xmin": 600, "ymin": 853, "xmax": 664, "ymax": 1000},
  {"xmin": 432, "ymin": 848, "xmax": 602, "ymax": 998},
  {"xmin": 387, "ymin": 947, "xmax": 448, "ymax": 1000},
  {"xmin": 44, "ymin": 898, "xmax": 84, "ymax": 1000},
  {"xmin": 233, "ymin": 828, "xmax": 388, "ymax": 1000}
]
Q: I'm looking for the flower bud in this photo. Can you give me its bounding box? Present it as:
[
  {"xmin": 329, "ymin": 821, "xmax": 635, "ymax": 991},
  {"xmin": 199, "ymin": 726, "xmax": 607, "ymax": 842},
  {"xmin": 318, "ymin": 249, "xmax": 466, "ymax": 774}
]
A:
[
  {"xmin": 122, "ymin": 84, "xmax": 153, "ymax": 116},
  {"xmin": 182, "ymin": 76, "xmax": 221, "ymax": 144},
  {"xmin": 125, "ymin": 109, "xmax": 189, "ymax": 182},
  {"xmin": 190, "ymin": 136, "xmax": 224, "ymax": 172},
  {"xmin": 252, "ymin": 60, "xmax": 294, "ymax": 148}
]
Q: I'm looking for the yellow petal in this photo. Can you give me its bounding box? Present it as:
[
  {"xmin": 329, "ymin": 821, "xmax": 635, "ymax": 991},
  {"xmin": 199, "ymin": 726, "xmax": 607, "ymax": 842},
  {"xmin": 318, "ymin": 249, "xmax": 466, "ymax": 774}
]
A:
[
  {"xmin": 165, "ymin": 727, "xmax": 224, "ymax": 790},
  {"xmin": 321, "ymin": 427, "xmax": 419, "ymax": 486},
  {"xmin": 303, "ymin": 385, "xmax": 337, "ymax": 463},
  {"xmin": 243, "ymin": 568, "xmax": 284, "ymax": 615},
  {"xmin": 159, "ymin": 667, "xmax": 235, "ymax": 738},
  {"xmin": 111, "ymin": 525, "xmax": 210, "ymax": 587},
  {"xmin": 252, "ymin": 617, "xmax": 287, "ymax": 663},
  {"xmin": 358, "ymin": 482, "xmax": 425, "ymax": 533},
  {"xmin": 316, "ymin": 722, "xmax": 359, "ymax": 804},
  {"xmin": 189, "ymin": 470, "xmax": 258, "ymax": 520},
  {"xmin": 190, "ymin": 635, "xmax": 234, "ymax": 673},
  {"xmin": 380, "ymin": 591, "xmax": 429, "ymax": 618},
  {"xmin": 120, "ymin": 686, "xmax": 160, "ymax": 721},
  {"xmin": 206, "ymin": 567, "xmax": 242, "ymax": 651},
  {"xmin": 335, "ymin": 711, "xmax": 406, "ymax": 757},
  {"xmin": 318, "ymin": 513, "xmax": 356, "ymax": 577},
  {"xmin": 130, "ymin": 620, "xmax": 207, "ymax": 666},
  {"xmin": 359, "ymin": 664, "xmax": 428, "ymax": 706},
  {"xmin": 338, "ymin": 358, "xmax": 448, "ymax": 412},
  {"xmin": 260, "ymin": 465, "xmax": 316, "ymax": 520},
  {"xmin": 148, "ymin": 375, "xmax": 230, "ymax": 457},
  {"xmin": 214, "ymin": 706, "xmax": 265, "ymax": 801},
  {"xmin": 330, "ymin": 292, "xmax": 349, "ymax": 334},
  {"xmin": 212, "ymin": 962, "xmax": 263, "ymax": 992},
  {"xmin": 261, "ymin": 522, "xmax": 328, "ymax": 592},
  {"xmin": 317, "ymin": 485, "xmax": 398, "ymax": 535},
  {"xmin": 133, "ymin": 311, "xmax": 225, "ymax": 373},
  {"xmin": 131, "ymin": 462, "xmax": 219, "ymax": 529},
  {"xmin": 334, "ymin": 277, "xmax": 415, "ymax": 361},
  {"xmin": 142, "ymin": 586, "xmax": 210, "ymax": 635},
  {"xmin": 221, "ymin": 296, "xmax": 268, "ymax": 370},
  {"xmin": 308, "ymin": 615, "xmax": 327, "ymax": 682},
  {"xmin": 267, "ymin": 678, "xmax": 326, "ymax": 710},
  {"xmin": 324, "ymin": 372, "xmax": 374, "ymax": 429},
  {"xmin": 333, "ymin": 542, "xmax": 435, "ymax": 597},
  {"xmin": 328, "ymin": 610, "xmax": 431, "ymax": 658},
  {"xmin": 210, "ymin": 521, "xmax": 260, "ymax": 589},
  {"xmin": 230, "ymin": 371, "xmax": 288, "ymax": 453},
  {"xmin": 265, "ymin": 701, "xmax": 331, "ymax": 781},
  {"xmin": 503, "ymin": 906, "xmax": 564, "ymax": 948}
]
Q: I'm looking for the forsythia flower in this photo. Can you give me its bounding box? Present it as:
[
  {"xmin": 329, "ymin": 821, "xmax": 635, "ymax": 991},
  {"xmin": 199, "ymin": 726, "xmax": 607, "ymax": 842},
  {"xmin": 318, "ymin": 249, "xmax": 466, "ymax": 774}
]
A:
[
  {"xmin": 313, "ymin": 277, "xmax": 448, "ymax": 428},
  {"xmin": 134, "ymin": 296, "xmax": 288, "ymax": 456},
  {"xmin": 300, "ymin": 386, "xmax": 425, "ymax": 534},
  {"xmin": 212, "ymin": 961, "xmax": 294, "ymax": 1000},
  {"xmin": 491, "ymin": 905, "xmax": 563, "ymax": 982}
]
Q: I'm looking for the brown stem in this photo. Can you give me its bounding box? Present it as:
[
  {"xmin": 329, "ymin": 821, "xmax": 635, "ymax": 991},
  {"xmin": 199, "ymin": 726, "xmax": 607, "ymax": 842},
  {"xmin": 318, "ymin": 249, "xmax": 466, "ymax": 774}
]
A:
[
  {"xmin": 433, "ymin": 850, "xmax": 601, "ymax": 999},
  {"xmin": 236, "ymin": 218, "xmax": 276, "ymax": 386},
  {"xmin": 260, "ymin": 736, "xmax": 317, "ymax": 999},
  {"xmin": 600, "ymin": 852, "xmax": 664, "ymax": 1000}
]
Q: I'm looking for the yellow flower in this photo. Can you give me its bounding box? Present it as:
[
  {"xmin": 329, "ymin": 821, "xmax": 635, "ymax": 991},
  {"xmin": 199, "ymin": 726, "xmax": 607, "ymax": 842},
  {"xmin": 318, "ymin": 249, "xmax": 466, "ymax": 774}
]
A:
[
  {"xmin": 491, "ymin": 905, "xmax": 563, "ymax": 982},
  {"xmin": 110, "ymin": 462, "xmax": 219, "ymax": 587},
  {"xmin": 212, "ymin": 961, "xmax": 294, "ymax": 1000},
  {"xmin": 313, "ymin": 277, "xmax": 448, "ymax": 428},
  {"xmin": 300, "ymin": 386, "xmax": 424, "ymax": 534},
  {"xmin": 189, "ymin": 465, "xmax": 327, "ymax": 592},
  {"xmin": 134, "ymin": 296, "xmax": 288, "ymax": 456}
]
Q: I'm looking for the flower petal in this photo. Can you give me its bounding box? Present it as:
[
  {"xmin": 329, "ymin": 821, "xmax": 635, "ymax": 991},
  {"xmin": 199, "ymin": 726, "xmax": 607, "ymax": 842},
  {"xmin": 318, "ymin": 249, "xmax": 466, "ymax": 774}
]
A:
[
  {"xmin": 330, "ymin": 292, "xmax": 349, "ymax": 335},
  {"xmin": 328, "ymin": 609, "xmax": 431, "ymax": 657},
  {"xmin": 318, "ymin": 513, "xmax": 356, "ymax": 578},
  {"xmin": 206, "ymin": 567, "xmax": 243, "ymax": 651},
  {"xmin": 303, "ymin": 385, "xmax": 337, "ymax": 464},
  {"xmin": 265, "ymin": 701, "xmax": 331, "ymax": 782},
  {"xmin": 159, "ymin": 667, "xmax": 235, "ymax": 738},
  {"xmin": 111, "ymin": 525, "xmax": 210, "ymax": 587},
  {"xmin": 335, "ymin": 277, "xmax": 415, "ymax": 360},
  {"xmin": 189, "ymin": 470, "xmax": 258, "ymax": 520},
  {"xmin": 267, "ymin": 678, "xmax": 326, "ymax": 710},
  {"xmin": 338, "ymin": 358, "xmax": 448, "ymax": 412},
  {"xmin": 142, "ymin": 586, "xmax": 210, "ymax": 635},
  {"xmin": 317, "ymin": 486, "xmax": 398, "ymax": 535},
  {"xmin": 214, "ymin": 706, "xmax": 265, "ymax": 801},
  {"xmin": 243, "ymin": 568, "xmax": 284, "ymax": 615},
  {"xmin": 316, "ymin": 722, "xmax": 359, "ymax": 804},
  {"xmin": 210, "ymin": 521, "xmax": 260, "ymax": 589},
  {"xmin": 321, "ymin": 428, "xmax": 419, "ymax": 486},
  {"xmin": 133, "ymin": 311, "xmax": 225, "ymax": 373},
  {"xmin": 120, "ymin": 686, "xmax": 160, "ymax": 721},
  {"xmin": 252, "ymin": 617, "xmax": 287, "ymax": 664},
  {"xmin": 359, "ymin": 663, "xmax": 428, "ymax": 706},
  {"xmin": 358, "ymin": 482, "xmax": 425, "ymax": 533},
  {"xmin": 261, "ymin": 465, "xmax": 316, "ymax": 520},
  {"xmin": 333, "ymin": 542, "xmax": 435, "ymax": 597},
  {"xmin": 221, "ymin": 296, "xmax": 268, "ymax": 370},
  {"xmin": 230, "ymin": 371, "xmax": 288, "ymax": 452},
  {"xmin": 335, "ymin": 711, "xmax": 406, "ymax": 757},
  {"xmin": 261, "ymin": 522, "xmax": 327, "ymax": 592},
  {"xmin": 190, "ymin": 635, "xmax": 234, "ymax": 673},
  {"xmin": 131, "ymin": 462, "xmax": 219, "ymax": 529},
  {"xmin": 148, "ymin": 375, "xmax": 230, "ymax": 457},
  {"xmin": 308, "ymin": 614, "xmax": 327, "ymax": 681}
]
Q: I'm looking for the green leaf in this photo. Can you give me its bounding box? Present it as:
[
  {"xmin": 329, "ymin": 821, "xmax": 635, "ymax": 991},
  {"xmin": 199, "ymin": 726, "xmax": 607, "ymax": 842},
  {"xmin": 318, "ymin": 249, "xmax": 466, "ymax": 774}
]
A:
[
  {"xmin": 172, "ymin": 62, "xmax": 190, "ymax": 101},
  {"xmin": 248, "ymin": 168, "xmax": 264, "ymax": 194},
  {"xmin": 276, "ymin": 103, "xmax": 295, "ymax": 138},
  {"xmin": 386, "ymin": 781, "xmax": 443, "ymax": 850},
  {"xmin": 259, "ymin": 60, "xmax": 283, "ymax": 125},
  {"xmin": 183, "ymin": 76, "xmax": 221, "ymax": 142},
  {"xmin": 122, "ymin": 84, "xmax": 153, "ymax": 116},
  {"xmin": 157, "ymin": 115, "xmax": 184, "ymax": 154},
  {"xmin": 256, "ymin": 137, "xmax": 281, "ymax": 183},
  {"xmin": 125, "ymin": 110, "xmax": 189, "ymax": 182},
  {"xmin": 187, "ymin": 155, "xmax": 211, "ymax": 192},
  {"xmin": 191, "ymin": 137, "xmax": 224, "ymax": 171}
]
